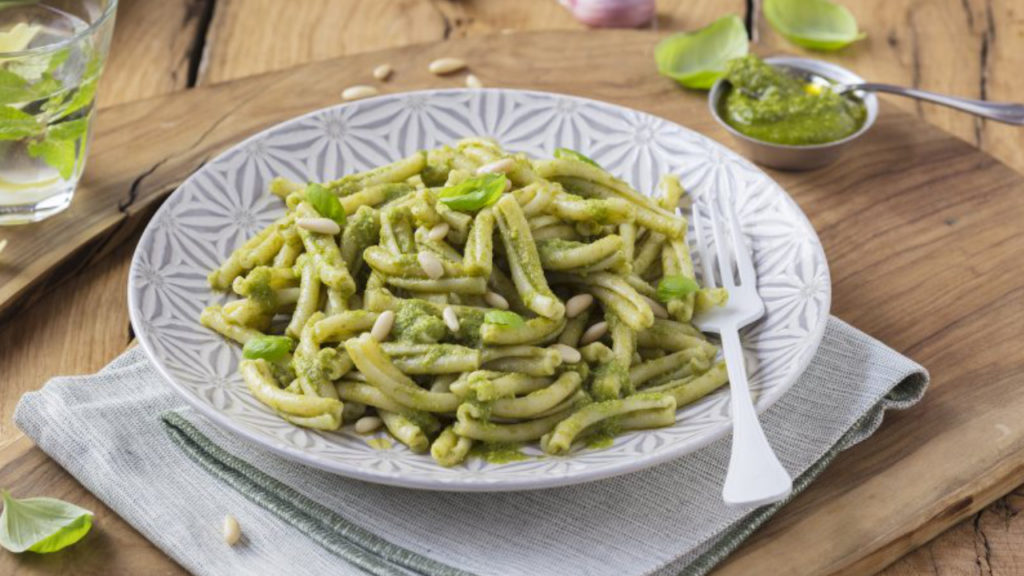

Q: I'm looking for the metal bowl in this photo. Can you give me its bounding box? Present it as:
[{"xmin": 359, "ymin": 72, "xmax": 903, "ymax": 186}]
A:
[{"xmin": 708, "ymin": 56, "xmax": 879, "ymax": 171}]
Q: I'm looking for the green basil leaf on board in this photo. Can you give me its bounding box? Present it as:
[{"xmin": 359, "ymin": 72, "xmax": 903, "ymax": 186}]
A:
[
  {"xmin": 764, "ymin": 0, "xmax": 865, "ymax": 51},
  {"xmin": 656, "ymin": 275, "xmax": 700, "ymax": 302},
  {"xmin": 554, "ymin": 147, "xmax": 600, "ymax": 168},
  {"xmin": 242, "ymin": 335, "xmax": 294, "ymax": 361},
  {"xmin": 484, "ymin": 310, "xmax": 525, "ymax": 327},
  {"xmin": 27, "ymin": 138, "xmax": 76, "ymax": 180},
  {"xmin": 654, "ymin": 14, "xmax": 749, "ymax": 90},
  {"xmin": 438, "ymin": 173, "xmax": 507, "ymax": 212},
  {"xmin": 0, "ymin": 491, "xmax": 93, "ymax": 554},
  {"xmin": 305, "ymin": 183, "xmax": 346, "ymax": 227}
]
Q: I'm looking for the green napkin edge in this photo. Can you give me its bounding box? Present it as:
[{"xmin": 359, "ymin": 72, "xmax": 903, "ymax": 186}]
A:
[{"xmin": 162, "ymin": 370, "xmax": 927, "ymax": 576}]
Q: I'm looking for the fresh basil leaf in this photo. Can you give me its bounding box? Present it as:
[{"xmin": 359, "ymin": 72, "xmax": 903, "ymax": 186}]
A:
[
  {"xmin": 438, "ymin": 174, "xmax": 507, "ymax": 212},
  {"xmin": 27, "ymin": 138, "xmax": 76, "ymax": 180},
  {"xmin": 243, "ymin": 335, "xmax": 294, "ymax": 361},
  {"xmin": 47, "ymin": 117, "xmax": 89, "ymax": 141},
  {"xmin": 764, "ymin": 0, "xmax": 865, "ymax": 51},
  {"xmin": 554, "ymin": 147, "xmax": 600, "ymax": 168},
  {"xmin": 656, "ymin": 275, "xmax": 700, "ymax": 302},
  {"xmin": 0, "ymin": 490, "xmax": 93, "ymax": 554},
  {"xmin": 655, "ymin": 14, "xmax": 749, "ymax": 90},
  {"xmin": 305, "ymin": 183, "xmax": 346, "ymax": 227},
  {"xmin": 0, "ymin": 105, "xmax": 42, "ymax": 141},
  {"xmin": 484, "ymin": 310, "xmax": 525, "ymax": 327}
]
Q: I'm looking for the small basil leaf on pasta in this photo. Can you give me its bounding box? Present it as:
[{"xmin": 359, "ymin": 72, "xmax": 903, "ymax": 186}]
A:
[
  {"xmin": 0, "ymin": 491, "xmax": 93, "ymax": 554},
  {"xmin": 484, "ymin": 310, "xmax": 525, "ymax": 327},
  {"xmin": 554, "ymin": 147, "xmax": 600, "ymax": 168},
  {"xmin": 306, "ymin": 183, "xmax": 346, "ymax": 226},
  {"xmin": 657, "ymin": 275, "xmax": 699, "ymax": 302},
  {"xmin": 438, "ymin": 174, "xmax": 506, "ymax": 212},
  {"xmin": 242, "ymin": 335, "xmax": 294, "ymax": 361}
]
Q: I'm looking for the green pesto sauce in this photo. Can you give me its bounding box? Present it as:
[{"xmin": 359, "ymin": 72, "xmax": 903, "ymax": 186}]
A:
[
  {"xmin": 243, "ymin": 267, "xmax": 277, "ymax": 312},
  {"xmin": 470, "ymin": 442, "xmax": 529, "ymax": 464},
  {"xmin": 454, "ymin": 308, "xmax": 485, "ymax": 347},
  {"xmin": 367, "ymin": 437, "xmax": 393, "ymax": 450},
  {"xmin": 393, "ymin": 300, "xmax": 446, "ymax": 343},
  {"xmin": 584, "ymin": 418, "xmax": 623, "ymax": 449},
  {"xmin": 721, "ymin": 54, "xmax": 866, "ymax": 146}
]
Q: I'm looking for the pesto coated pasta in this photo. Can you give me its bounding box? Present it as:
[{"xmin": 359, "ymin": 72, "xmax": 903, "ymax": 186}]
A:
[{"xmin": 201, "ymin": 138, "xmax": 728, "ymax": 467}]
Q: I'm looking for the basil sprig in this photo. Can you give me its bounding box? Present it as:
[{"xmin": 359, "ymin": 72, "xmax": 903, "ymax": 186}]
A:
[
  {"xmin": 656, "ymin": 275, "xmax": 700, "ymax": 302},
  {"xmin": 554, "ymin": 147, "xmax": 600, "ymax": 168},
  {"xmin": 305, "ymin": 183, "xmax": 346, "ymax": 227},
  {"xmin": 484, "ymin": 310, "xmax": 525, "ymax": 327},
  {"xmin": 438, "ymin": 174, "xmax": 507, "ymax": 212},
  {"xmin": 242, "ymin": 335, "xmax": 295, "ymax": 361}
]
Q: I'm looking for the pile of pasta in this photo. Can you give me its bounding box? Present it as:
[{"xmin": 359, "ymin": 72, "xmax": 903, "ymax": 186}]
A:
[{"xmin": 201, "ymin": 138, "xmax": 729, "ymax": 467}]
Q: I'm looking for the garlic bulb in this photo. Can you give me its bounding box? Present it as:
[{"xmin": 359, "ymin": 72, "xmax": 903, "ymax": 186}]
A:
[{"xmin": 559, "ymin": 0, "xmax": 656, "ymax": 28}]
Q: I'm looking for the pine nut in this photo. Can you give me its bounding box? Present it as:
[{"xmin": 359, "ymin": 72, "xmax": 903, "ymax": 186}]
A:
[
  {"xmin": 580, "ymin": 321, "xmax": 608, "ymax": 345},
  {"xmin": 476, "ymin": 158, "xmax": 515, "ymax": 175},
  {"xmin": 428, "ymin": 57, "xmax": 467, "ymax": 75},
  {"xmin": 442, "ymin": 306, "xmax": 460, "ymax": 332},
  {"xmin": 341, "ymin": 85, "xmax": 379, "ymax": 101},
  {"xmin": 565, "ymin": 294, "xmax": 594, "ymax": 318},
  {"xmin": 371, "ymin": 310, "xmax": 395, "ymax": 341},
  {"xmin": 504, "ymin": 178, "xmax": 513, "ymax": 192},
  {"xmin": 0, "ymin": 239, "xmax": 7, "ymax": 255},
  {"xmin": 296, "ymin": 217, "xmax": 341, "ymax": 235},
  {"xmin": 354, "ymin": 415, "xmax": 383, "ymax": 434},
  {"xmin": 223, "ymin": 515, "xmax": 241, "ymax": 546},
  {"xmin": 465, "ymin": 73, "xmax": 483, "ymax": 89},
  {"xmin": 372, "ymin": 64, "xmax": 392, "ymax": 81},
  {"xmin": 484, "ymin": 291, "xmax": 510, "ymax": 310},
  {"xmin": 417, "ymin": 251, "xmax": 444, "ymax": 279},
  {"xmin": 550, "ymin": 343, "xmax": 582, "ymax": 364},
  {"xmin": 643, "ymin": 295, "xmax": 669, "ymax": 319},
  {"xmin": 427, "ymin": 222, "xmax": 450, "ymax": 241}
]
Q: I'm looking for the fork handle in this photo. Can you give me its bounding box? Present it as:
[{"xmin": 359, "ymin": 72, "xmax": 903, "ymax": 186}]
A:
[{"xmin": 719, "ymin": 327, "xmax": 793, "ymax": 507}]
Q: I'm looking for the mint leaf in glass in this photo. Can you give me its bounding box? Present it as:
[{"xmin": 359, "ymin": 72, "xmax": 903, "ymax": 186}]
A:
[
  {"xmin": 0, "ymin": 106, "xmax": 42, "ymax": 141},
  {"xmin": 0, "ymin": 490, "xmax": 94, "ymax": 554},
  {"xmin": 27, "ymin": 138, "xmax": 76, "ymax": 180}
]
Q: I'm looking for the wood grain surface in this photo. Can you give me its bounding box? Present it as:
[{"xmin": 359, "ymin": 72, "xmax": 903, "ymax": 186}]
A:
[{"xmin": 1, "ymin": 1, "xmax": 1023, "ymax": 574}]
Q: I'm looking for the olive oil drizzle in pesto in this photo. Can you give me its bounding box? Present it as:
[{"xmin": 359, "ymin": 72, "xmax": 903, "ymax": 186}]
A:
[{"xmin": 720, "ymin": 54, "xmax": 866, "ymax": 146}]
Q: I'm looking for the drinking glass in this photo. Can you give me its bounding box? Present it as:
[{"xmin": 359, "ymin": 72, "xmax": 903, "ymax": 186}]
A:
[{"xmin": 0, "ymin": 0, "xmax": 116, "ymax": 225}]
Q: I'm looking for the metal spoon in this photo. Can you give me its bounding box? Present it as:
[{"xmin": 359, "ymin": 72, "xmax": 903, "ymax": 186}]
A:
[{"xmin": 801, "ymin": 70, "xmax": 1024, "ymax": 125}]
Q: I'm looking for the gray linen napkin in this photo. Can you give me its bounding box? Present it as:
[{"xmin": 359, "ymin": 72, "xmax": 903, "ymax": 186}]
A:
[{"xmin": 15, "ymin": 316, "xmax": 927, "ymax": 576}]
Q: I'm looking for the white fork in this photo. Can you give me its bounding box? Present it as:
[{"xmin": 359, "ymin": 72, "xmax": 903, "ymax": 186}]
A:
[{"xmin": 691, "ymin": 191, "xmax": 792, "ymax": 507}]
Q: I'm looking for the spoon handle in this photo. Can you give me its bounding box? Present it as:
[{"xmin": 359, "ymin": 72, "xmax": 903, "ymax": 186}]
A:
[{"xmin": 853, "ymin": 83, "xmax": 1024, "ymax": 125}]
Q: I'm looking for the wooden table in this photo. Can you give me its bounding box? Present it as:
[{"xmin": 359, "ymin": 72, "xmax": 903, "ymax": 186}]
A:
[{"xmin": 2, "ymin": 1, "xmax": 1022, "ymax": 573}]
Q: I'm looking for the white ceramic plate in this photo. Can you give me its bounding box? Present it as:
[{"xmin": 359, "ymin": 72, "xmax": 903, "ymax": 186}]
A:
[{"xmin": 129, "ymin": 89, "xmax": 830, "ymax": 491}]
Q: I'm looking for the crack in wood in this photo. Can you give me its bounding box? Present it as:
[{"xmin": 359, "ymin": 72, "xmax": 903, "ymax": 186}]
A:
[
  {"xmin": 427, "ymin": 0, "xmax": 454, "ymax": 40},
  {"xmin": 972, "ymin": 511, "xmax": 994, "ymax": 575},
  {"xmin": 973, "ymin": 0, "xmax": 995, "ymax": 147},
  {"xmin": 186, "ymin": 0, "xmax": 217, "ymax": 87}
]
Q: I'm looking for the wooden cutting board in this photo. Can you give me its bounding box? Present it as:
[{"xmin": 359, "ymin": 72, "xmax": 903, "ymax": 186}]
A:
[{"xmin": 2, "ymin": 30, "xmax": 1023, "ymax": 575}]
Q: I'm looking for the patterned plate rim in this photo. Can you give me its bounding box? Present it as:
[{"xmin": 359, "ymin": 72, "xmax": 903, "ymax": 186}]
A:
[{"xmin": 128, "ymin": 88, "xmax": 831, "ymax": 491}]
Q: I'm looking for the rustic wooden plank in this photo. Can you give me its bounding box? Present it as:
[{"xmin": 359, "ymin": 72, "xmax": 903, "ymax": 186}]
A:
[
  {"xmin": 755, "ymin": 1, "xmax": 1024, "ymax": 570},
  {"xmin": 1, "ymin": 31, "xmax": 1024, "ymax": 575},
  {"xmin": 97, "ymin": 0, "xmax": 213, "ymax": 107},
  {"xmin": 0, "ymin": 0, "xmax": 214, "ymax": 442},
  {"xmin": 754, "ymin": 0, "xmax": 1024, "ymax": 175},
  {"xmin": 197, "ymin": 0, "xmax": 743, "ymax": 84}
]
